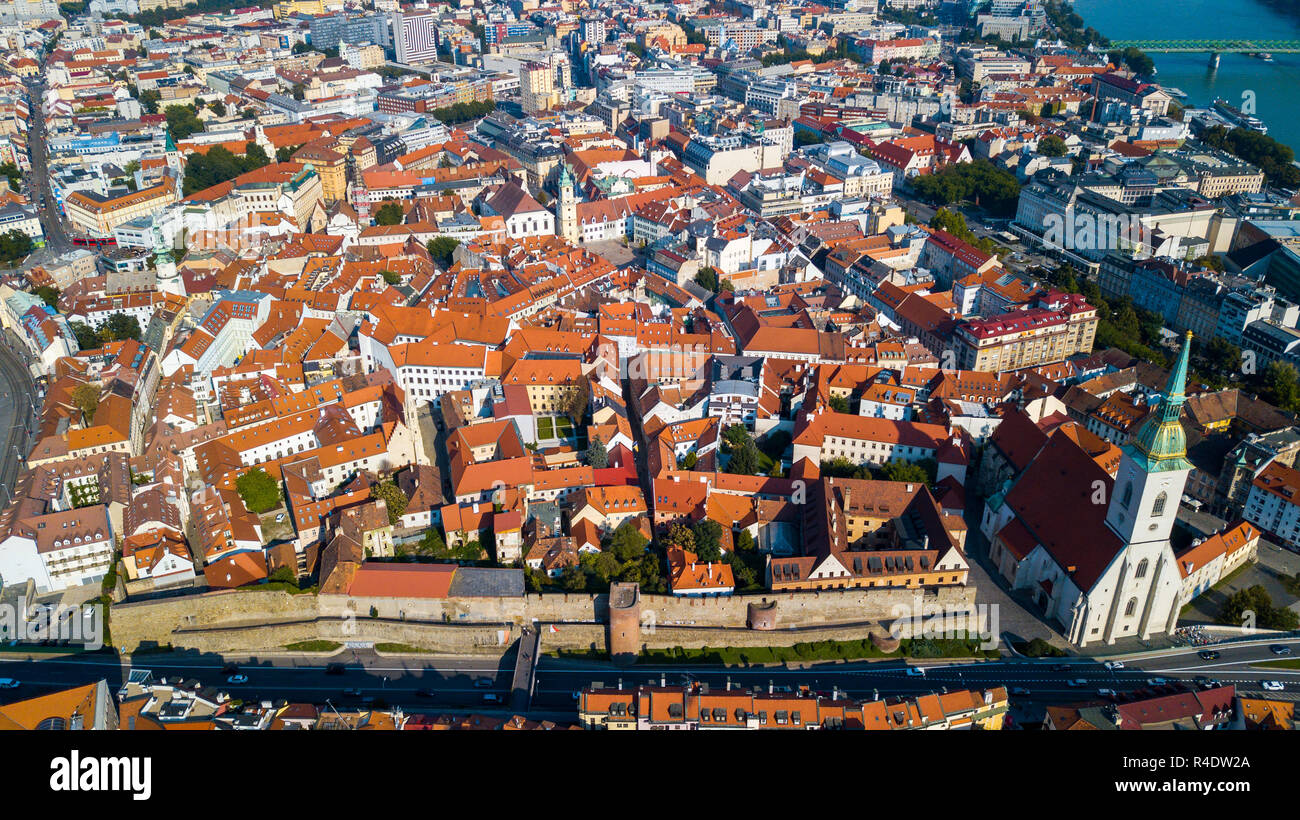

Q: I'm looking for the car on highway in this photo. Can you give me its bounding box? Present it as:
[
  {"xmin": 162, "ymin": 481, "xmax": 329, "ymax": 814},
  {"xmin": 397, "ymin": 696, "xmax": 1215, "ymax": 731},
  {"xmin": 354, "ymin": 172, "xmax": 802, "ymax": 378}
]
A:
[
  {"xmin": 1269, "ymin": 644, "xmax": 1291, "ymax": 656},
  {"xmin": 481, "ymin": 693, "xmax": 502, "ymax": 704},
  {"xmin": 1097, "ymin": 688, "xmax": 1117, "ymax": 698},
  {"xmin": 1051, "ymin": 664, "xmax": 1072, "ymax": 672},
  {"xmin": 342, "ymin": 688, "xmax": 363, "ymax": 697},
  {"xmin": 1146, "ymin": 678, "xmax": 1168, "ymax": 687},
  {"xmin": 1010, "ymin": 687, "xmax": 1031, "ymax": 696},
  {"xmin": 415, "ymin": 689, "xmax": 435, "ymax": 698},
  {"xmin": 1261, "ymin": 680, "xmax": 1285, "ymax": 692},
  {"xmin": 0, "ymin": 678, "xmax": 19, "ymax": 689},
  {"xmin": 226, "ymin": 674, "xmax": 248, "ymax": 685},
  {"xmin": 1103, "ymin": 661, "xmax": 1124, "ymax": 670},
  {"xmin": 905, "ymin": 667, "xmax": 926, "ymax": 677},
  {"xmin": 1198, "ymin": 650, "xmax": 1220, "ymax": 660},
  {"xmin": 473, "ymin": 678, "xmax": 493, "ymax": 688},
  {"xmin": 1067, "ymin": 679, "xmax": 1087, "ymax": 687}
]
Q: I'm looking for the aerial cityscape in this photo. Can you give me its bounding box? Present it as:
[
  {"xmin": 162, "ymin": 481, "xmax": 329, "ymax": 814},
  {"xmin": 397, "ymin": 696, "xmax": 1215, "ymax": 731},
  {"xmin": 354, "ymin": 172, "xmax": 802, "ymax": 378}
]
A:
[{"xmin": 0, "ymin": 0, "xmax": 1298, "ymax": 755}]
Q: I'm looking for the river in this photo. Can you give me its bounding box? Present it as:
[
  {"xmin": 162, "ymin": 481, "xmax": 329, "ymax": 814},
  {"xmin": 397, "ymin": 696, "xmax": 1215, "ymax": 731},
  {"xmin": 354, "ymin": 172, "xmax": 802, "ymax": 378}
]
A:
[{"xmin": 1073, "ymin": 0, "xmax": 1300, "ymax": 151}]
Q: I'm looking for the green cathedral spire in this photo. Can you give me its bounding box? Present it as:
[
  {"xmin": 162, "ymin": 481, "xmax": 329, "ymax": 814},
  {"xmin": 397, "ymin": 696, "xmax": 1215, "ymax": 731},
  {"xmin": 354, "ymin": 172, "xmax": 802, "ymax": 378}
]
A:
[{"xmin": 1124, "ymin": 330, "xmax": 1194, "ymax": 473}]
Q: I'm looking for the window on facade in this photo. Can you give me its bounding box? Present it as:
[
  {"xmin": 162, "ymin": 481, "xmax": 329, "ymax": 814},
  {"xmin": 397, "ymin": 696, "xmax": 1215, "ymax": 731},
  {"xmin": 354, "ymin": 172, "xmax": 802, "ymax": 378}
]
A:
[
  {"xmin": 1152, "ymin": 492, "xmax": 1167, "ymax": 517},
  {"xmin": 1120, "ymin": 482, "xmax": 1133, "ymax": 509},
  {"xmin": 1135, "ymin": 558, "xmax": 1149, "ymax": 579},
  {"xmin": 1124, "ymin": 597, "xmax": 1138, "ymax": 617}
]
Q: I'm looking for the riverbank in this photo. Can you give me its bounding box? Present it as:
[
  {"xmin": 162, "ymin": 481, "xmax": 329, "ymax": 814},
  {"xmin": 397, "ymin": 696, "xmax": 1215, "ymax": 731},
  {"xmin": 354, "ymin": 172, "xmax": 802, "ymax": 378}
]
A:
[{"xmin": 1073, "ymin": 0, "xmax": 1300, "ymax": 151}]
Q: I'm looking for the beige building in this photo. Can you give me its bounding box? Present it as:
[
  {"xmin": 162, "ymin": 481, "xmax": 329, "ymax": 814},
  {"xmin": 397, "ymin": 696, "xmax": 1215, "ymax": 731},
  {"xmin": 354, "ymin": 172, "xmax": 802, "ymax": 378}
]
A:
[
  {"xmin": 292, "ymin": 141, "xmax": 348, "ymax": 203},
  {"xmin": 64, "ymin": 180, "xmax": 178, "ymax": 238},
  {"xmin": 953, "ymin": 301, "xmax": 1098, "ymax": 373},
  {"xmin": 340, "ymin": 42, "xmax": 385, "ymax": 70},
  {"xmin": 521, "ymin": 62, "xmax": 558, "ymax": 114}
]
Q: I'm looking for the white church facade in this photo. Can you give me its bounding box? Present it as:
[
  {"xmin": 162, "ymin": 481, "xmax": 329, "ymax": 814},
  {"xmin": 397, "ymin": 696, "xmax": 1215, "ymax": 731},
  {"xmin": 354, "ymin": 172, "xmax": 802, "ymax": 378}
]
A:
[{"xmin": 983, "ymin": 332, "xmax": 1204, "ymax": 647}]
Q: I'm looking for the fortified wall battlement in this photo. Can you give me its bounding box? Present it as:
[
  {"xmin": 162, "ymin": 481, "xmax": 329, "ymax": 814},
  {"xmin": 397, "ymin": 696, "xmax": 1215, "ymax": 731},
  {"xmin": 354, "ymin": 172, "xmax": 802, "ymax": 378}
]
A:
[{"xmin": 110, "ymin": 585, "xmax": 978, "ymax": 654}]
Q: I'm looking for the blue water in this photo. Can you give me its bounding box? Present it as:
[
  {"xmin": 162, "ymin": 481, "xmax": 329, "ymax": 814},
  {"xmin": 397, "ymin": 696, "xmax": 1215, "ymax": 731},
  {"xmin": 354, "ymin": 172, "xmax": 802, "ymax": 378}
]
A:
[{"xmin": 1074, "ymin": 0, "xmax": 1300, "ymax": 150}]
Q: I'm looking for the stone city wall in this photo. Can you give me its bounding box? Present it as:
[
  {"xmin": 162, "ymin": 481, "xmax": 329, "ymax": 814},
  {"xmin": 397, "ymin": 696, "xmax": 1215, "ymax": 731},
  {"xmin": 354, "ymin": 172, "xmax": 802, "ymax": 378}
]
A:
[{"xmin": 110, "ymin": 585, "xmax": 978, "ymax": 653}]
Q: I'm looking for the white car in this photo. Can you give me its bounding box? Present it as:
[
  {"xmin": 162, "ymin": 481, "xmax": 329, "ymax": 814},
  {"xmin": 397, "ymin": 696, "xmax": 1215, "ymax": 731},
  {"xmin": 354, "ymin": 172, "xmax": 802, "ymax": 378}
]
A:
[
  {"xmin": 1104, "ymin": 661, "xmax": 1124, "ymax": 670},
  {"xmin": 0, "ymin": 678, "xmax": 19, "ymax": 689},
  {"xmin": 905, "ymin": 667, "xmax": 926, "ymax": 677},
  {"xmin": 1097, "ymin": 688, "xmax": 1117, "ymax": 698},
  {"xmin": 1261, "ymin": 680, "xmax": 1285, "ymax": 692}
]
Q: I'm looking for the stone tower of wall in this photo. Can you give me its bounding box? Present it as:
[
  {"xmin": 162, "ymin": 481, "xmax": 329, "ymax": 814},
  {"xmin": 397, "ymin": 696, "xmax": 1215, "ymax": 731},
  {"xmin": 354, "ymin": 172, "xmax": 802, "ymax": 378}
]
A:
[{"xmin": 607, "ymin": 582, "xmax": 641, "ymax": 665}]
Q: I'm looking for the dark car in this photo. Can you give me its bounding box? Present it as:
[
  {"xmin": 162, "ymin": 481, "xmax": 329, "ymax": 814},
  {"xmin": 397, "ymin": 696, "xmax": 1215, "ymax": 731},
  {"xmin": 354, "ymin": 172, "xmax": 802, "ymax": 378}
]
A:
[
  {"xmin": 1270, "ymin": 644, "xmax": 1292, "ymax": 656},
  {"xmin": 1198, "ymin": 650, "xmax": 1220, "ymax": 660},
  {"xmin": 1052, "ymin": 664, "xmax": 1071, "ymax": 672}
]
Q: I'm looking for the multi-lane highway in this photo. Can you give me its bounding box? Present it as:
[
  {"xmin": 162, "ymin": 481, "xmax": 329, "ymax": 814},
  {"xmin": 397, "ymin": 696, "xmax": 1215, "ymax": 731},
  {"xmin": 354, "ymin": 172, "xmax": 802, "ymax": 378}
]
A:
[{"xmin": 1, "ymin": 636, "xmax": 1296, "ymax": 716}]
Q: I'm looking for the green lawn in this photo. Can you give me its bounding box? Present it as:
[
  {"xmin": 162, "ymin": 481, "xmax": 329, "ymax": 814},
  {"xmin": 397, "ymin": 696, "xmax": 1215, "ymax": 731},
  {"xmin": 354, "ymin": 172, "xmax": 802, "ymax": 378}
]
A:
[
  {"xmin": 538, "ymin": 417, "xmax": 555, "ymax": 439},
  {"xmin": 1251, "ymin": 658, "xmax": 1300, "ymax": 669},
  {"xmin": 375, "ymin": 642, "xmax": 438, "ymax": 654},
  {"xmin": 284, "ymin": 640, "xmax": 341, "ymax": 652},
  {"xmin": 551, "ymin": 637, "xmax": 999, "ymax": 665}
]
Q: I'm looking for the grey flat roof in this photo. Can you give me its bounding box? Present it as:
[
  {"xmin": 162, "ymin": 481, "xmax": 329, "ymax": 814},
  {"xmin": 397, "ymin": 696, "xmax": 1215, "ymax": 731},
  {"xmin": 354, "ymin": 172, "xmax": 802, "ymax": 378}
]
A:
[{"xmin": 448, "ymin": 567, "xmax": 525, "ymax": 598}]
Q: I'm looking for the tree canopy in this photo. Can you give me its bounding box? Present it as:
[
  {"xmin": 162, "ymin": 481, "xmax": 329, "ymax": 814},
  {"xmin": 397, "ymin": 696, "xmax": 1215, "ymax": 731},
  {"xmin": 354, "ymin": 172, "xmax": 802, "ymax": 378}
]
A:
[
  {"xmin": 425, "ymin": 236, "xmax": 460, "ymax": 267},
  {"xmin": 236, "ymin": 468, "xmax": 281, "ymax": 514},
  {"xmin": 182, "ymin": 143, "xmax": 270, "ymax": 196},
  {"xmin": 0, "ymin": 230, "xmax": 33, "ymax": 265},
  {"xmin": 431, "ymin": 99, "xmax": 496, "ymax": 125},
  {"xmin": 163, "ymin": 104, "xmax": 205, "ymax": 140},
  {"xmin": 1199, "ymin": 125, "xmax": 1300, "ymax": 188},
  {"xmin": 585, "ymin": 436, "xmax": 608, "ymax": 468},
  {"xmin": 374, "ymin": 200, "xmax": 405, "ymax": 226},
  {"xmin": 910, "ymin": 160, "xmax": 1023, "ymax": 217},
  {"xmin": 98, "ymin": 313, "xmax": 142, "ymax": 343},
  {"xmin": 370, "ymin": 480, "xmax": 409, "ymax": 525}
]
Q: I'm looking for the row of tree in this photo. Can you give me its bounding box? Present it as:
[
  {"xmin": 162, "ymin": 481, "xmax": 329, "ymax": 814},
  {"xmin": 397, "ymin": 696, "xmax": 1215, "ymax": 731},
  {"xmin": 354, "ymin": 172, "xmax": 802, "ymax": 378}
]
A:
[
  {"xmin": 182, "ymin": 143, "xmax": 270, "ymax": 196},
  {"xmin": 1199, "ymin": 125, "xmax": 1300, "ymax": 189},
  {"xmin": 909, "ymin": 160, "xmax": 1023, "ymax": 217},
  {"xmin": 820, "ymin": 456, "xmax": 938, "ymax": 487},
  {"xmin": 69, "ymin": 314, "xmax": 142, "ymax": 351},
  {"xmin": 0, "ymin": 230, "xmax": 33, "ymax": 266},
  {"xmin": 430, "ymin": 100, "xmax": 496, "ymax": 126},
  {"xmin": 526, "ymin": 519, "xmax": 665, "ymax": 594}
]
